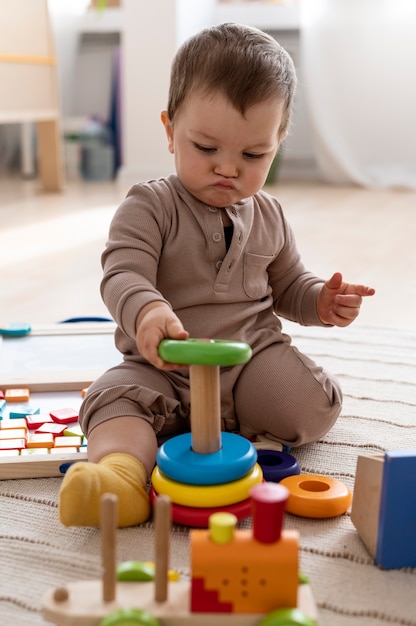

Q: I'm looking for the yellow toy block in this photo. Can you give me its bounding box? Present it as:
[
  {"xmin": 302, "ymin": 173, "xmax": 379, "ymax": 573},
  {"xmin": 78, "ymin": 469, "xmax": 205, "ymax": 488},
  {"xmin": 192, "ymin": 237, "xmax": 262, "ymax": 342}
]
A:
[
  {"xmin": 63, "ymin": 424, "xmax": 84, "ymax": 438},
  {"xmin": 27, "ymin": 433, "xmax": 54, "ymax": 449}
]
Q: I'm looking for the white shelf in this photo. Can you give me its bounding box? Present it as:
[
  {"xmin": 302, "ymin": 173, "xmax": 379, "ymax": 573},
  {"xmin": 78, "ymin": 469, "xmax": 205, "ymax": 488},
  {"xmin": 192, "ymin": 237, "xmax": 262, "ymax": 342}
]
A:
[
  {"xmin": 79, "ymin": 7, "xmax": 123, "ymax": 33},
  {"xmin": 78, "ymin": 3, "xmax": 300, "ymax": 35},
  {"xmin": 213, "ymin": 2, "xmax": 300, "ymax": 30}
]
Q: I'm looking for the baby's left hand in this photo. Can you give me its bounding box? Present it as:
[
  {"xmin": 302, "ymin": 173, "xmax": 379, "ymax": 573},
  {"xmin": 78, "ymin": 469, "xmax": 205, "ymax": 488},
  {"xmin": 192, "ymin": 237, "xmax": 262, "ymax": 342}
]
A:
[{"xmin": 318, "ymin": 272, "xmax": 375, "ymax": 327}]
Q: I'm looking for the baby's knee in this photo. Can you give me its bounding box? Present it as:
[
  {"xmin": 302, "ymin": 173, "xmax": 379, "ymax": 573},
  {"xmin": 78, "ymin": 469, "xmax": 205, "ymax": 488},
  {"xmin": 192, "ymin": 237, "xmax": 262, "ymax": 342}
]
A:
[{"xmin": 291, "ymin": 377, "xmax": 342, "ymax": 446}]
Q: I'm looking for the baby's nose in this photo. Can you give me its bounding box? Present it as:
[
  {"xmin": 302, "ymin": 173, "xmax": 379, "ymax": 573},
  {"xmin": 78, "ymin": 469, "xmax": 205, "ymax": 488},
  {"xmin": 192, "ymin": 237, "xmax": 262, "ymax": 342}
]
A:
[{"xmin": 214, "ymin": 159, "xmax": 238, "ymax": 178}]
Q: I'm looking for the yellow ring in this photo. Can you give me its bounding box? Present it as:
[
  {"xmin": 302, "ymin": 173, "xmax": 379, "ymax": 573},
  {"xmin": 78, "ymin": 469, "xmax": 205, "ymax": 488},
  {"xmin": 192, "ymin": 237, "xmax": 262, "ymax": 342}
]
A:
[
  {"xmin": 151, "ymin": 464, "xmax": 263, "ymax": 507},
  {"xmin": 280, "ymin": 474, "xmax": 352, "ymax": 518}
]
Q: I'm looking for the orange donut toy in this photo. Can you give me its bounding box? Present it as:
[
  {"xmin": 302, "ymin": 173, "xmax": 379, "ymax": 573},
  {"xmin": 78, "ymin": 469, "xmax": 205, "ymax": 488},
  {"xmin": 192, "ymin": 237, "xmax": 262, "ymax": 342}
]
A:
[{"xmin": 280, "ymin": 474, "xmax": 352, "ymax": 518}]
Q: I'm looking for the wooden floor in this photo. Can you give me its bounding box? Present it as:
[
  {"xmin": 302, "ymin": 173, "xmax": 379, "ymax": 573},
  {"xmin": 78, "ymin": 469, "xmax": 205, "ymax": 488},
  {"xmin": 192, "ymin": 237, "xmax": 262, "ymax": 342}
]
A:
[{"xmin": 1, "ymin": 175, "xmax": 414, "ymax": 330}]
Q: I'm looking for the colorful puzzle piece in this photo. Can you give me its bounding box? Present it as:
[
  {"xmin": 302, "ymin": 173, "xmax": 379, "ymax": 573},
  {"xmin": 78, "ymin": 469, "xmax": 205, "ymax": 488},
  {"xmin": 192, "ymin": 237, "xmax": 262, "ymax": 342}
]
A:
[
  {"xmin": 9, "ymin": 405, "xmax": 40, "ymax": 418},
  {"xmin": 0, "ymin": 428, "xmax": 27, "ymax": 440},
  {"xmin": 0, "ymin": 418, "xmax": 28, "ymax": 431},
  {"xmin": 27, "ymin": 433, "xmax": 55, "ymax": 449},
  {"xmin": 50, "ymin": 408, "xmax": 79, "ymax": 425},
  {"xmin": 25, "ymin": 413, "xmax": 54, "ymax": 430},
  {"xmin": 4, "ymin": 389, "xmax": 30, "ymax": 403},
  {"xmin": 0, "ymin": 438, "xmax": 26, "ymax": 451}
]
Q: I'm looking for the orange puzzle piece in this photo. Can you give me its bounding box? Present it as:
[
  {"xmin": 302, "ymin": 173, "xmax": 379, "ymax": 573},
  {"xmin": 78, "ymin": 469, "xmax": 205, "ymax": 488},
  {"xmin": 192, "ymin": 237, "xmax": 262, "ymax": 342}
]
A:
[{"xmin": 4, "ymin": 388, "xmax": 30, "ymax": 403}]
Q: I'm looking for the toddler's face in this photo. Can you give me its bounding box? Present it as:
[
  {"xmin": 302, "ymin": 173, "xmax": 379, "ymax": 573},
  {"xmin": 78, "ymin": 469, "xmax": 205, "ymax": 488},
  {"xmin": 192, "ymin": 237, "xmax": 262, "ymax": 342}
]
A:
[{"xmin": 162, "ymin": 90, "xmax": 284, "ymax": 208}]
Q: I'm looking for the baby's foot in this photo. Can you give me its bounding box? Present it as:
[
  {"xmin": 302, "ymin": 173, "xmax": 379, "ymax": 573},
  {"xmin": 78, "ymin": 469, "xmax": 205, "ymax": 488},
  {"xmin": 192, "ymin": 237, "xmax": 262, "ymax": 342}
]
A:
[{"xmin": 59, "ymin": 453, "xmax": 150, "ymax": 527}]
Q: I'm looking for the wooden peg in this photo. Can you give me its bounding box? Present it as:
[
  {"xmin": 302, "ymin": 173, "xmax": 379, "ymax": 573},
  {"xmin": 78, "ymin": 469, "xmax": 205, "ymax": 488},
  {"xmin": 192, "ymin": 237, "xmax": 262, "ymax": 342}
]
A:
[
  {"xmin": 154, "ymin": 495, "xmax": 171, "ymax": 603},
  {"xmin": 189, "ymin": 364, "xmax": 221, "ymax": 454},
  {"xmin": 100, "ymin": 493, "xmax": 118, "ymax": 603}
]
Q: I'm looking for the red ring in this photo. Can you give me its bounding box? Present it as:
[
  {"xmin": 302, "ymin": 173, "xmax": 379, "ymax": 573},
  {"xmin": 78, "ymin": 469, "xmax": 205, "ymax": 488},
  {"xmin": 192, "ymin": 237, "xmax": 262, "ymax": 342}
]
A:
[{"xmin": 150, "ymin": 486, "xmax": 252, "ymax": 527}]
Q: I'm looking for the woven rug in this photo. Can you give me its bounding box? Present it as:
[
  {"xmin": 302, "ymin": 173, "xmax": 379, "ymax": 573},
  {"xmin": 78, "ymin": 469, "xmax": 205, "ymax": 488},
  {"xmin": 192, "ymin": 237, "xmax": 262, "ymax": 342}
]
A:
[{"xmin": 1, "ymin": 323, "xmax": 415, "ymax": 626}]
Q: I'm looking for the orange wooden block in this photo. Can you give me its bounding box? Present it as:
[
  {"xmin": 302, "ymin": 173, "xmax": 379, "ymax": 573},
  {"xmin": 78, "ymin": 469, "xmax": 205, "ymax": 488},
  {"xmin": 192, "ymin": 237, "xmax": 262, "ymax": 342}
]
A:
[
  {"xmin": 27, "ymin": 433, "xmax": 55, "ymax": 449},
  {"xmin": 191, "ymin": 528, "xmax": 299, "ymax": 613},
  {"xmin": 0, "ymin": 428, "xmax": 27, "ymax": 440},
  {"xmin": 0, "ymin": 449, "xmax": 20, "ymax": 457},
  {"xmin": 0, "ymin": 438, "xmax": 26, "ymax": 450},
  {"xmin": 53, "ymin": 436, "xmax": 82, "ymax": 449},
  {"xmin": 0, "ymin": 418, "xmax": 27, "ymax": 431},
  {"xmin": 5, "ymin": 388, "xmax": 30, "ymax": 403}
]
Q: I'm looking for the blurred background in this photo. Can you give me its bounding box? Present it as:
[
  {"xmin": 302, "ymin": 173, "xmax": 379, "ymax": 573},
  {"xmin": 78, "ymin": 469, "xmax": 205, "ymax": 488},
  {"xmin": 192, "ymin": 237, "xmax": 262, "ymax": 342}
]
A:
[{"xmin": 1, "ymin": 0, "xmax": 415, "ymax": 328}]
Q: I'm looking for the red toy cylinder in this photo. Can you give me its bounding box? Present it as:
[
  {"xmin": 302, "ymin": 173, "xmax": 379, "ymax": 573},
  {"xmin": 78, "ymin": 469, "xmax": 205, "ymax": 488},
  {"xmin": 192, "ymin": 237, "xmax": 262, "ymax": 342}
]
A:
[{"xmin": 250, "ymin": 482, "xmax": 289, "ymax": 544}]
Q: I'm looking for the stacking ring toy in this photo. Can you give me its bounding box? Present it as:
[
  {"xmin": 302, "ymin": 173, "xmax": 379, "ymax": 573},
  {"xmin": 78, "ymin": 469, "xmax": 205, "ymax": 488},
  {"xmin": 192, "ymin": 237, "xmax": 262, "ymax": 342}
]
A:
[
  {"xmin": 149, "ymin": 487, "xmax": 252, "ymax": 527},
  {"xmin": 157, "ymin": 432, "xmax": 257, "ymax": 485},
  {"xmin": 256, "ymin": 450, "xmax": 300, "ymax": 483},
  {"xmin": 280, "ymin": 474, "xmax": 352, "ymax": 518},
  {"xmin": 151, "ymin": 463, "xmax": 263, "ymax": 508},
  {"xmin": 158, "ymin": 338, "xmax": 252, "ymax": 366}
]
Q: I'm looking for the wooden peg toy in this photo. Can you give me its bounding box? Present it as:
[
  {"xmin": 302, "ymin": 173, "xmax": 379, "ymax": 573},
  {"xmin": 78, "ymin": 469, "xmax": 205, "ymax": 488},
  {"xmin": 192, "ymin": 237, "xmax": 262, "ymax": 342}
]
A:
[{"xmin": 42, "ymin": 492, "xmax": 319, "ymax": 625}]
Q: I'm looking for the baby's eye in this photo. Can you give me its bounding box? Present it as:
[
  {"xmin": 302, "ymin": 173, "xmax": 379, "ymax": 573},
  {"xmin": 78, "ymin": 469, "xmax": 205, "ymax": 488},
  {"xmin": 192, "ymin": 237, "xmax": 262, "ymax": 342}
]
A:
[
  {"xmin": 243, "ymin": 152, "xmax": 264, "ymax": 160},
  {"xmin": 194, "ymin": 143, "xmax": 216, "ymax": 153}
]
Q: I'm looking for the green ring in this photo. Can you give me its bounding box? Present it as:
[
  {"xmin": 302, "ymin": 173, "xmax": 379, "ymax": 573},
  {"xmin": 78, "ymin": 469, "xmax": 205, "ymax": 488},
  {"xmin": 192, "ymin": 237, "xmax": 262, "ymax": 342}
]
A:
[
  {"xmin": 257, "ymin": 608, "xmax": 317, "ymax": 626},
  {"xmin": 99, "ymin": 607, "xmax": 161, "ymax": 626},
  {"xmin": 158, "ymin": 339, "xmax": 252, "ymax": 366}
]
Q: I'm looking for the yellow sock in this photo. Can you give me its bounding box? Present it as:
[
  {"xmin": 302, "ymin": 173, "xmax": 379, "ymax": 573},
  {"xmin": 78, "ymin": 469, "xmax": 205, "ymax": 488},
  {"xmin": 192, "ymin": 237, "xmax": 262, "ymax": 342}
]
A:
[{"xmin": 59, "ymin": 453, "xmax": 150, "ymax": 528}]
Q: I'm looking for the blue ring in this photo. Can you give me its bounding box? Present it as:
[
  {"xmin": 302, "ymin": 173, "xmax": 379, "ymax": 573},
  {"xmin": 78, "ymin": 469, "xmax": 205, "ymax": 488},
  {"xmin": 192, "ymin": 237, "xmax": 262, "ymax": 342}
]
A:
[
  {"xmin": 256, "ymin": 449, "xmax": 300, "ymax": 482},
  {"xmin": 157, "ymin": 432, "xmax": 257, "ymax": 485}
]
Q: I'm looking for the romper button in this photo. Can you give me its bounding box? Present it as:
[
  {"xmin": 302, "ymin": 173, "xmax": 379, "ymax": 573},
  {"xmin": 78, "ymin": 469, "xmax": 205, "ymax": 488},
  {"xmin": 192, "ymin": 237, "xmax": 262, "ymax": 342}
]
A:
[
  {"xmin": 209, "ymin": 207, "xmax": 218, "ymax": 213},
  {"xmin": 212, "ymin": 232, "xmax": 222, "ymax": 242},
  {"xmin": 216, "ymin": 260, "xmax": 223, "ymax": 270}
]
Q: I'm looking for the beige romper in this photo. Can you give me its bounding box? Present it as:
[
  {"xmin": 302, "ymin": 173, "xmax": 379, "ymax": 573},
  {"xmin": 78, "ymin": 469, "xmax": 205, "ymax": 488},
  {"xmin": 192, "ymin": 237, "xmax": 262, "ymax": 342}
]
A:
[{"xmin": 80, "ymin": 175, "xmax": 342, "ymax": 448}]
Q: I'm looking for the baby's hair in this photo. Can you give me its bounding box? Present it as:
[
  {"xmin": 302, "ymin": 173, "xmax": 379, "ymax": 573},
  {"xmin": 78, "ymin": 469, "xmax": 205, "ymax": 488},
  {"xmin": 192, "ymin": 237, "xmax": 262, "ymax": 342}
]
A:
[{"xmin": 167, "ymin": 22, "xmax": 297, "ymax": 140}]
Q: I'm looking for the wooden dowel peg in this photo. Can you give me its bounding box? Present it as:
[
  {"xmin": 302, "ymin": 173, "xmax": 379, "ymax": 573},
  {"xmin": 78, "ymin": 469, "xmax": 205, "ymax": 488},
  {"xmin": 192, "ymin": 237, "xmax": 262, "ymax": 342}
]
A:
[
  {"xmin": 154, "ymin": 495, "xmax": 171, "ymax": 603},
  {"xmin": 100, "ymin": 493, "xmax": 118, "ymax": 603},
  {"xmin": 189, "ymin": 364, "xmax": 221, "ymax": 454}
]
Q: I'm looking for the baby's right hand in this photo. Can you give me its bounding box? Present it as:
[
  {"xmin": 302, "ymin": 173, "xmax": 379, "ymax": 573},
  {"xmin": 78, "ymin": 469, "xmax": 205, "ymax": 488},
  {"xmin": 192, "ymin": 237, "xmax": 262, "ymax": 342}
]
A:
[{"xmin": 135, "ymin": 302, "xmax": 189, "ymax": 370}]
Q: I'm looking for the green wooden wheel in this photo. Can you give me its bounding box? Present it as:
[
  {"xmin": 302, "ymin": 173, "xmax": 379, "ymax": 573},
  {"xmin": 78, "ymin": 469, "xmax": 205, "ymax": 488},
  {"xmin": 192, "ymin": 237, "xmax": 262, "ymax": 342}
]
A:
[
  {"xmin": 99, "ymin": 607, "xmax": 160, "ymax": 626},
  {"xmin": 257, "ymin": 608, "xmax": 317, "ymax": 626},
  {"xmin": 158, "ymin": 338, "xmax": 252, "ymax": 366}
]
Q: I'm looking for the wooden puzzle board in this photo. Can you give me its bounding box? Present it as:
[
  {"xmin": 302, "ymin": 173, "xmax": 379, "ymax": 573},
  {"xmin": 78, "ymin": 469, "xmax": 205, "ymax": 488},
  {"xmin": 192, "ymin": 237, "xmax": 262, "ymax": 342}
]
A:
[
  {"xmin": 0, "ymin": 323, "xmax": 120, "ymax": 479},
  {"xmin": 0, "ymin": 322, "xmax": 120, "ymax": 391},
  {"xmin": 0, "ymin": 390, "xmax": 87, "ymax": 479}
]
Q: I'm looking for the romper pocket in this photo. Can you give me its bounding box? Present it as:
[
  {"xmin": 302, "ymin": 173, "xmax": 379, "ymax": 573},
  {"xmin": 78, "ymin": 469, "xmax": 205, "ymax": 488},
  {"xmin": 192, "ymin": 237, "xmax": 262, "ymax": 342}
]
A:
[{"xmin": 243, "ymin": 252, "xmax": 273, "ymax": 299}]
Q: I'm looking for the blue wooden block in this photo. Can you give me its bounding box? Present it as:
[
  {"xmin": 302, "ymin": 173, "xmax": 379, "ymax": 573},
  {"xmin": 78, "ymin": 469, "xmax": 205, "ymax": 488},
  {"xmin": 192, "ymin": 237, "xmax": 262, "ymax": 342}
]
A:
[
  {"xmin": 9, "ymin": 405, "xmax": 41, "ymax": 419},
  {"xmin": 376, "ymin": 450, "xmax": 416, "ymax": 569}
]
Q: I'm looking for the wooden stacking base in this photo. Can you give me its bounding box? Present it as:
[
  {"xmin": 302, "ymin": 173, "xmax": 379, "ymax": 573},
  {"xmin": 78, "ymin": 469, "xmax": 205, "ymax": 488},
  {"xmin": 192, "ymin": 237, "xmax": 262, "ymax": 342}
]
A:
[{"xmin": 42, "ymin": 579, "xmax": 318, "ymax": 626}]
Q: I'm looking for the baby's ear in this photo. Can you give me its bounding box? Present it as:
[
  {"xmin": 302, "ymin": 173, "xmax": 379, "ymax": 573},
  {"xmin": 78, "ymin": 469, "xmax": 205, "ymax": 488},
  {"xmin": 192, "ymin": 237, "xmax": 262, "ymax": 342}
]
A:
[{"xmin": 160, "ymin": 111, "xmax": 174, "ymax": 153}]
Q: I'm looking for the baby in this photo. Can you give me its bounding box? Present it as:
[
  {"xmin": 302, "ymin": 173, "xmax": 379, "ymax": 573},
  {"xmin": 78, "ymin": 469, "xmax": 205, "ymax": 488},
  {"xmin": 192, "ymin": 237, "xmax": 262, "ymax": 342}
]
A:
[{"xmin": 59, "ymin": 23, "xmax": 375, "ymax": 528}]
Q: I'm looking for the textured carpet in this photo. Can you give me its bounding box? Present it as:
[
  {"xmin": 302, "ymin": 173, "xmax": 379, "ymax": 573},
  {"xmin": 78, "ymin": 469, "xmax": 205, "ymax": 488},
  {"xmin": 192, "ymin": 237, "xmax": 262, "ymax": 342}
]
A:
[{"xmin": 1, "ymin": 323, "xmax": 415, "ymax": 625}]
